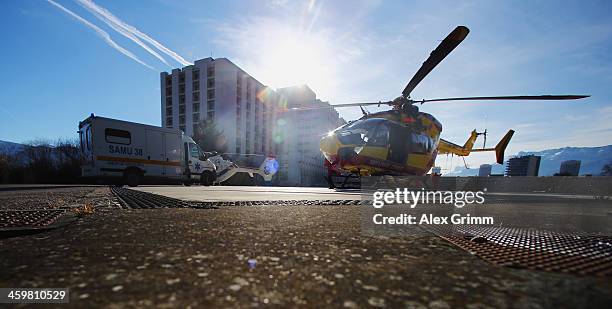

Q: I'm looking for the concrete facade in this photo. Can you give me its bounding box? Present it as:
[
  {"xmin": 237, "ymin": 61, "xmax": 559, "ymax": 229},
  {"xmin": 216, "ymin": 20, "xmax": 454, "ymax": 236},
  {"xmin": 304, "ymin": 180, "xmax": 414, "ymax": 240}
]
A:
[
  {"xmin": 274, "ymin": 85, "xmax": 346, "ymax": 186},
  {"xmin": 161, "ymin": 58, "xmax": 276, "ymax": 158},
  {"xmin": 161, "ymin": 59, "xmax": 344, "ymax": 186}
]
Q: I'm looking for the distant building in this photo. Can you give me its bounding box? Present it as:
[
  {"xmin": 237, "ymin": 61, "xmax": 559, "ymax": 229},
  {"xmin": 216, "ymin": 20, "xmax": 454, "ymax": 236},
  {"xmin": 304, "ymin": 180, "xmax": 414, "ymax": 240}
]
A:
[
  {"xmin": 505, "ymin": 155, "xmax": 541, "ymax": 176},
  {"xmin": 431, "ymin": 166, "xmax": 442, "ymax": 175},
  {"xmin": 559, "ymin": 160, "xmax": 581, "ymax": 176},
  {"xmin": 274, "ymin": 85, "xmax": 345, "ymax": 186},
  {"xmin": 478, "ymin": 164, "xmax": 492, "ymax": 177}
]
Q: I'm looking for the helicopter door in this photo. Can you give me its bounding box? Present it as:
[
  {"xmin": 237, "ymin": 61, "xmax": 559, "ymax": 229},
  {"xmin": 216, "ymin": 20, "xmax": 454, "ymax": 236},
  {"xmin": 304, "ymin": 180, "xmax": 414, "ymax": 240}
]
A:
[
  {"xmin": 388, "ymin": 124, "xmax": 410, "ymax": 164},
  {"xmin": 360, "ymin": 121, "xmax": 389, "ymax": 159}
]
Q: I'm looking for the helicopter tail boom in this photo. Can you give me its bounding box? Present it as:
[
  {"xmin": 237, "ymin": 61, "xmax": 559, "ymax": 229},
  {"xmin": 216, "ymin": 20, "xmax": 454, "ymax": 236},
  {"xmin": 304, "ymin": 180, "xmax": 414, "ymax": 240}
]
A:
[{"xmin": 439, "ymin": 129, "xmax": 514, "ymax": 164}]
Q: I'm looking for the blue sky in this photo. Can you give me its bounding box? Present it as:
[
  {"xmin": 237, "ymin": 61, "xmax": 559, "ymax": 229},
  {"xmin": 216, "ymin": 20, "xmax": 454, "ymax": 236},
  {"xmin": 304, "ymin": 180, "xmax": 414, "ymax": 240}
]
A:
[{"xmin": 1, "ymin": 0, "xmax": 611, "ymax": 169}]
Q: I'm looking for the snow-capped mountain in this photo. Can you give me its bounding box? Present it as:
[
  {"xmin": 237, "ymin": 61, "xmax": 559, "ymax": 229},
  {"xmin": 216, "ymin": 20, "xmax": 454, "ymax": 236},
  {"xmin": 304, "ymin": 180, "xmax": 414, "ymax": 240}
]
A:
[
  {"xmin": 0, "ymin": 140, "xmax": 24, "ymax": 155},
  {"xmin": 447, "ymin": 145, "xmax": 612, "ymax": 176}
]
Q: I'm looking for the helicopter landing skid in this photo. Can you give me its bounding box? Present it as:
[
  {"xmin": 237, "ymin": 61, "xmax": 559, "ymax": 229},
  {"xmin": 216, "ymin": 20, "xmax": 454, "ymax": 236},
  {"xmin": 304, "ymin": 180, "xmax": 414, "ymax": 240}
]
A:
[{"xmin": 327, "ymin": 173, "xmax": 361, "ymax": 189}]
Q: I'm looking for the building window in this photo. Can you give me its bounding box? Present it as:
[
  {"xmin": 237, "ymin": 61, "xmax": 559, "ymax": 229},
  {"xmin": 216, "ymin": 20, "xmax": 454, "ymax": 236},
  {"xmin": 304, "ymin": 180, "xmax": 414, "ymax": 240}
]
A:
[
  {"xmin": 166, "ymin": 97, "xmax": 172, "ymax": 106},
  {"xmin": 193, "ymin": 92, "xmax": 200, "ymax": 102},
  {"xmin": 179, "ymin": 72, "xmax": 185, "ymax": 84},
  {"xmin": 193, "ymin": 113, "xmax": 199, "ymax": 122},
  {"xmin": 165, "ymin": 76, "xmax": 172, "ymax": 86},
  {"xmin": 207, "ymin": 66, "xmax": 215, "ymax": 77},
  {"xmin": 166, "ymin": 117, "xmax": 173, "ymax": 126},
  {"xmin": 193, "ymin": 102, "xmax": 200, "ymax": 113},
  {"xmin": 180, "ymin": 125, "xmax": 186, "ymax": 132},
  {"xmin": 179, "ymin": 95, "xmax": 185, "ymax": 104},
  {"xmin": 105, "ymin": 128, "xmax": 131, "ymax": 145},
  {"xmin": 166, "ymin": 107, "xmax": 172, "ymax": 115},
  {"xmin": 179, "ymin": 105, "xmax": 185, "ymax": 115},
  {"xmin": 207, "ymin": 100, "xmax": 215, "ymax": 111},
  {"xmin": 193, "ymin": 81, "xmax": 200, "ymax": 91},
  {"xmin": 207, "ymin": 110, "xmax": 215, "ymax": 119},
  {"xmin": 179, "ymin": 84, "xmax": 185, "ymax": 94},
  {"xmin": 179, "ymin": 115, "xmax": 185, "ymax": 124},
  {"xmin": 193, "ymin": 70, "xmax": 200, "ymax": 80},
  {"xmin": 207, "ymin": 89, "xmax": 215, "ymax": 100},
  {"xmin": 207, "ymin": 78, "xmax": 215, "ymax": 88},
  {"xmin": 166, "ymin": 87, "xmax": 172, "ymax": 96},
  {"xmin": 193, "ymin": 124, "xmax": 198, "ymax": 133}
]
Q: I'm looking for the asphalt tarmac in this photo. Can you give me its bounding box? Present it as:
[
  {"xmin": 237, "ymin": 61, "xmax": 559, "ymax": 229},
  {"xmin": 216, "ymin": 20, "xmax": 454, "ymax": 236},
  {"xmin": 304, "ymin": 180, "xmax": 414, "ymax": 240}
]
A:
[{"xmin": 1, "ymin": 186, "xmax": 611, "ymax": 308}]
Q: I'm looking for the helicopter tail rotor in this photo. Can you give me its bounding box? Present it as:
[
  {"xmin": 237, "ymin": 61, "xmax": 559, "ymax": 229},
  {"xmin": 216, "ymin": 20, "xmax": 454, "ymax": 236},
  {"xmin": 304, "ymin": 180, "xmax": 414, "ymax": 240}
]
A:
[{"xmin": 476, "ymin": 129, "xmax": 488, "ymax": 148}]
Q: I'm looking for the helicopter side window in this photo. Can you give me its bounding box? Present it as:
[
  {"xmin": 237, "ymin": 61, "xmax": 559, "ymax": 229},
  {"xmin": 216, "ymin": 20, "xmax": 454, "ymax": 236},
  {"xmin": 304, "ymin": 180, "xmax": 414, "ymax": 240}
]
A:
[
  {"xmin": 411, "ymin": 133, "xmax": 434, "ymax": 153},
  {"xmin": 365, "ymin": 122, "xmax": 389, "ymax": 147},
  {"xmin": 336, "ymin": 118, "xmax": 386, "ymax": 145}
]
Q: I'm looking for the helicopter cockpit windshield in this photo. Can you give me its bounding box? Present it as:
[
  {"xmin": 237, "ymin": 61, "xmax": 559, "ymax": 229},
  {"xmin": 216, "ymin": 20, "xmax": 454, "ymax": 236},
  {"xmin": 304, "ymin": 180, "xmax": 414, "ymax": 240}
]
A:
[
  {"xmin": 336, "ymin": 118, "xmax": 388, "ymax": 146},
  {"xmin": 335, "ymin": 118, "xmax": 437, "ymax": 165}
]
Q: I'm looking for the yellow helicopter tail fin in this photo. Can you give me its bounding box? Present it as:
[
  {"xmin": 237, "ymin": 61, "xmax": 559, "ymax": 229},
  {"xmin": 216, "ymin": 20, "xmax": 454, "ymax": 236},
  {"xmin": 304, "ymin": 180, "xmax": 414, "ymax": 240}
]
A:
[
  {"xmin": 470, "ymin": 129, "xmax": 515, "ymax": 164},
  {"xmin": 494, "ymin": 130, "xmax": 514, "ymax": 164}
]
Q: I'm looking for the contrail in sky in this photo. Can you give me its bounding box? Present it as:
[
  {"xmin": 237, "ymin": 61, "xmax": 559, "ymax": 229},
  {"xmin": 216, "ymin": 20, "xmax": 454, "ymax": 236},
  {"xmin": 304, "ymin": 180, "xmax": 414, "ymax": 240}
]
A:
[
  {"xmin": 45, "ymin": 0, "xmax": 154, "ymax": 70},
  {"xmin": 76, "ymin": 0, "xmax": 192, "ymax": 66},
  {"xmin": 75, "ymin": 0, "xmax": 169, "ymax": 66}
]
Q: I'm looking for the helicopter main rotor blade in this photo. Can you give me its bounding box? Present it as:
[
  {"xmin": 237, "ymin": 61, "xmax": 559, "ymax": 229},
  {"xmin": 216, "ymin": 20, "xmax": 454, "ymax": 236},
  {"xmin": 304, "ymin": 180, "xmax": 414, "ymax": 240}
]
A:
[
  {"xmin": 264, "ymin": 101, "xmax": 393, "ymax": 113},
  {"xmin": 329, "ymin": 101, "xmax": 393, "ymax": 108},
  {"xmin": 402, "ymin": 25, "xmax": 469, "ymax": 98},
  {"xmin": 419, "ymin": 95, "xmax": 590, "ymax": 104}
]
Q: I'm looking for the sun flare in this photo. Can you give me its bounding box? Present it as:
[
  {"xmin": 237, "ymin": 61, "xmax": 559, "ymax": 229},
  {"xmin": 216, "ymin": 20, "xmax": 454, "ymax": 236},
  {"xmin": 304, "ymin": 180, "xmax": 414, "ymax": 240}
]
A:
[{"xmin": 253, "ymin": 28, "xmax": 335, "ymax": 93}]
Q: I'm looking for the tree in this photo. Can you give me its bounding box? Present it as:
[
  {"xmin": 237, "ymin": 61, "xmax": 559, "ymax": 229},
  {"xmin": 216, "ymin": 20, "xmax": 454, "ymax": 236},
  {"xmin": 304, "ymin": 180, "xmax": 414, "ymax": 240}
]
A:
[
  {"xmin": 192, "ymin": 120, "xmax": 228, "ymax": 153},
  {"xmin": 0, "ymin": 154, "xmax": 8, "ymax": 183},
  {"xmin": 54, "ymin": 138, "xmax": 81, "ymax": 182},
  {"xmin": 0, "ymin": 139, "xmax": 82, "ymax": 184},
  {"xmin": 23, "ymin": 139, "xmax": 55, "ymax": 183}
]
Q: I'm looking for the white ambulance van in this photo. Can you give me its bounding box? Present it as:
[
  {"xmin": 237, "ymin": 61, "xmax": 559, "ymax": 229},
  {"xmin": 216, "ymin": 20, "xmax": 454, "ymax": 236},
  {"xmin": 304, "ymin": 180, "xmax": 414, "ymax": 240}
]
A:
[{"xmin": 78, "ymin": 114, "xmax": 216, "ymax": 186}]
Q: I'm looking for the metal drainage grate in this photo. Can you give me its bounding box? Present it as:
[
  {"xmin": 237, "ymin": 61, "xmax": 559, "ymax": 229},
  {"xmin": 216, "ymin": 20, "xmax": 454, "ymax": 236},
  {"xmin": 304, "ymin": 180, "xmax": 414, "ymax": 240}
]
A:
[
  {"xmin": 426, "ymin": 225, "xmax": 612, "ymax": 276},
  {"xmin": 111, "ymin": 187, "xmax": 364, "ymax": 209},
  {"xmin": 110, "ymin": 187, "xmax": 206, "ymax": 209},
  {"xmin": 190, "ymin": 199, "xmax": 363, "ymax": 207},
  {"xmin": 0, "ymin": 210, "xmax": 67, "ymax": 230}
]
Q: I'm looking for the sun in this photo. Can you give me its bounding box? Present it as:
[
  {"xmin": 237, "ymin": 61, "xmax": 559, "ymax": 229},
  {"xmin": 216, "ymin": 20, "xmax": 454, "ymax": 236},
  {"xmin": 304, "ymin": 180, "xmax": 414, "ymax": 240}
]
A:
[
  {"xmin": 255, "ymin": 28, "xmax": 335, "ymax": 92},
  {"xmin": 266, "ymin": 37, "xmax": 318, "ymax": 85},
  {"xmin": 222, "ymin": 17, "xmax": 339, "ymax": 100}
]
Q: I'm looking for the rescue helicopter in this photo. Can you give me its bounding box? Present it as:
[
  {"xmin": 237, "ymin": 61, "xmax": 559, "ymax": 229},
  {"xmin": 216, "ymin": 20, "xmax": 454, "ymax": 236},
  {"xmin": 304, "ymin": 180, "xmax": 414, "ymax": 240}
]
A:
[{"xmin": 288, "ymin": 26, "xmax": 589, "ymax": 186}]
